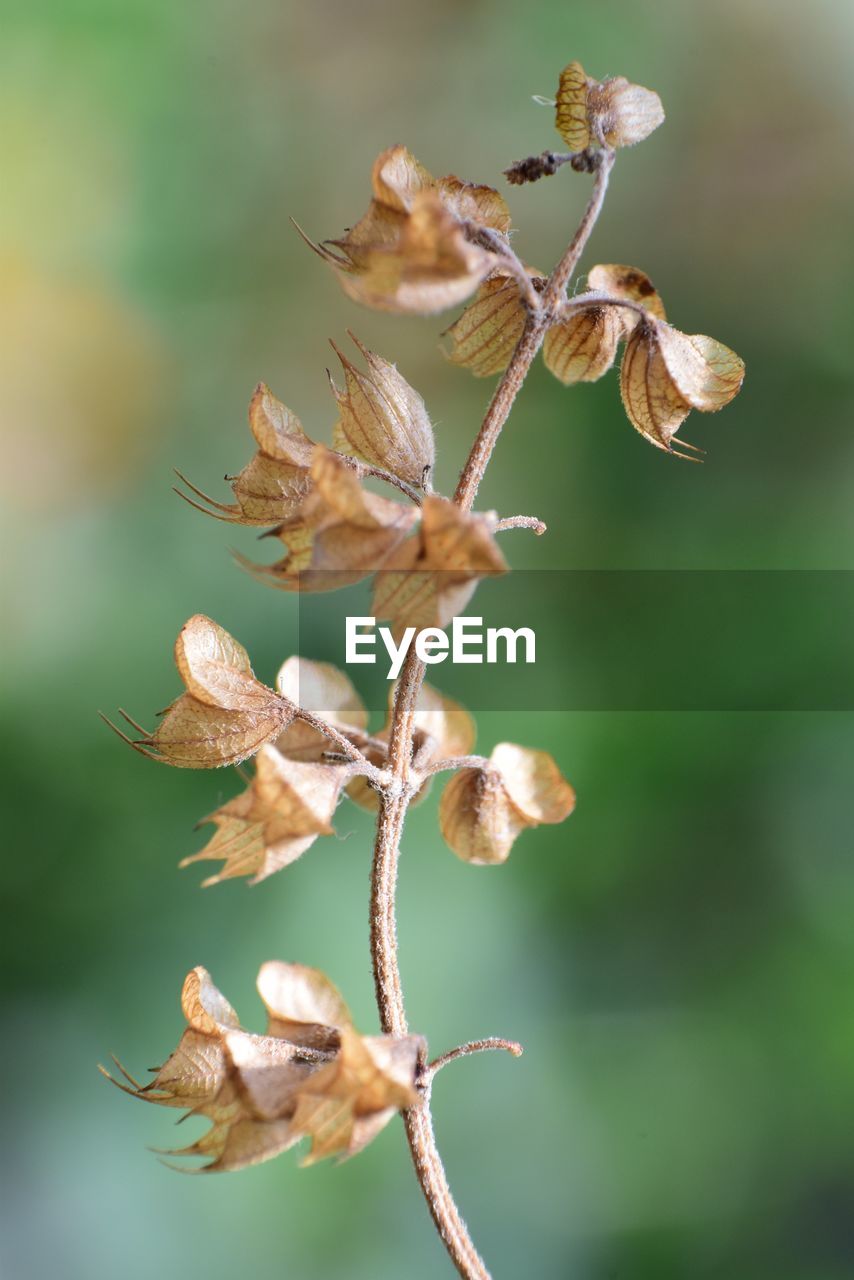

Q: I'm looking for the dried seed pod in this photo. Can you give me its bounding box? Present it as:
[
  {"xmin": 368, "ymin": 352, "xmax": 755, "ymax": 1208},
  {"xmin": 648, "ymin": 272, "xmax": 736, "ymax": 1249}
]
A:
[
  {"xmin": 543, "ymin": 305, "xmax": 630, "ymax": 384},
  {"xmin": 555, "ymin": 61, "xmax": 664, "ymax": 151},
  {"xmin": 444, "ymin": 270, "xmax": 539, "ymax": 377},
  {"xmin": 330, "ymin": 332, "xmax": 434, "ymax": 488},
  {"xmin": 620, "ymin": 319, "xmax": 745, "ymax": 454},
  {"xmin": 181, "ymin": 744, "xmax": 346, "ymax": 886},
  {"xmin": 439, "ymin": 743, "xmax": 575, "ymax": 865}
]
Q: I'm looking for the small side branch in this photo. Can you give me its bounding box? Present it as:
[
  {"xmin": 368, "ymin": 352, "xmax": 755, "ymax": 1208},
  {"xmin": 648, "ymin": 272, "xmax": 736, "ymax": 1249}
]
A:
[
  {"xmin": 334, "ymin": 453, "xmax": 424, "ymax": 505},
  {"xmin": 422, "ymin": 755, "xmax": 490, "ymax": 779},
  {"xmin": 495, "ymin": 514, "xmax": 547, "ymax": 535},
  {"xmin": 427, "ymin": 1039, "xmax": 524, "ymax": 1082},
  {"xmin": 465, "ymin": 224, "xmax": 542, "ymax": 312}
]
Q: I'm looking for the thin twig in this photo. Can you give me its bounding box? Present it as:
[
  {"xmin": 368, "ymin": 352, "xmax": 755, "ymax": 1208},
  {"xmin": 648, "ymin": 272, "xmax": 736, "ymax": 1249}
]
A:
[
  {"xmin": 427, "ymin": 1039, "xmax": 524, "ymax": 1081},
  {"xmin": 334, "ymin": 452, "xmax": 423, "ymax": 505},
  {"xmin": 464, "ymin": 224, "xmax": 542, "ymax": 311},
  {"xmin": 494, "ymin": 514, "xmax": 547, "ymax": 535},
  {"xmin": 421, "ymin": 755, "xmax": 490, "ymax": 779}
]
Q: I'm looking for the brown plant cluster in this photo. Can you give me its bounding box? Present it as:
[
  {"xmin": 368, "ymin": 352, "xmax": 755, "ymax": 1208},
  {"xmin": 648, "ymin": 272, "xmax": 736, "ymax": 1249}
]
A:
[{"xmin": 103, "ymin": 57, "xmax": 744, "ymax": 1275}]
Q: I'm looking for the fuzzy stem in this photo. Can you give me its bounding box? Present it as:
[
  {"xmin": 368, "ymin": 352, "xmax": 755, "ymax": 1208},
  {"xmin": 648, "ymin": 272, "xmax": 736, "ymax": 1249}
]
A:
[
  {"xmin": 369, "ymin": 153, "xmax": 615, "ymax": 1279},
  {"xmin": 454, "ymin": 150, "xmax": 614, "ymax": 512}
]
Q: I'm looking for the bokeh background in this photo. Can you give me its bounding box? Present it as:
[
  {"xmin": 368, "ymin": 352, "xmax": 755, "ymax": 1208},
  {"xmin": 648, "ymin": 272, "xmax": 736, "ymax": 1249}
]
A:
[{"xmin": 2, "ymin": 1, "xmax": 853, "ymax": 1277}]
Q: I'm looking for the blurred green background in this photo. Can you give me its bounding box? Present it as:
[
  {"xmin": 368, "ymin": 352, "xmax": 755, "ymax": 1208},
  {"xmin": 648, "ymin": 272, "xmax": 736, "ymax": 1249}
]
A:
[{"xmin": 2, "ymin": 1, "xmax": 853, "ymax": 1277}]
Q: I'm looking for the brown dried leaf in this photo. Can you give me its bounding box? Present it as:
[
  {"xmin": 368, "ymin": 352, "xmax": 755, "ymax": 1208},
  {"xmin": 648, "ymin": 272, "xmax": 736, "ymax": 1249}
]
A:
[
  {"xmin": 439, "ymin": 742, "xmax": 575, "ymax": 865},
  {"xmin": 444, "ymin": 271, "xmax": 531, "ymax": 377},
  {"xmin": 489, "ymin": 742, "xmax": 576, "ymax": 825},
  {"xmin": 339, "ymin": 192, "xmax": 496, "ymax": 315},
  {"xmin": 330, "ymin": 332, "xmax": 434, "ymax": 487},
  {"xmin": 126, "ymin": 617, "xmax": 294, "ymax": 768},
  {"xmin": 543, "ymin": 305, "xmax": 629, "ymax": 385},
  {"xmin": 439, "ymin": 766, "xmax": 526, "ymax": 865},
  {"xmin": 657, "ymin": 327, "xmax": 746, "ymax": 412},
  {"xmin": 587, "ymin": 263, "xmax": 666, "ymax": 320}
]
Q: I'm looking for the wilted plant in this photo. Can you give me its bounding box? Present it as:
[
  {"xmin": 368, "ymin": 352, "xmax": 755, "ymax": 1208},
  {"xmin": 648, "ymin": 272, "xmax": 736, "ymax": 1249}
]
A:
[{"xmin": 102, "ymin": 60, "xmax": 743, "ymax": 1278}]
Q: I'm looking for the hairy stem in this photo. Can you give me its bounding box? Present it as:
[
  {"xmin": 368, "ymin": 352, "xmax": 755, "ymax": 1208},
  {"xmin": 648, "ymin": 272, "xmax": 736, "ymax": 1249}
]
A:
[
  {"xmin": 454, "ymin": 150, "xmax": 613, "ymax": 511},
  {"xmin": 369, "ymin": 154, "xmax": 615, "ymax": 1279}
]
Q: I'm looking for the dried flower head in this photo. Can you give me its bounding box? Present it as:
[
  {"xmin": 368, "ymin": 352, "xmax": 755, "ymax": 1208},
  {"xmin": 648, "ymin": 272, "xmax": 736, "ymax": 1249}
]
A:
[
  {"xmin": 299, "ymin": 146, "xmax": 511, "ymax": 314},
  {"xmin": 101, "ymin": 964, "xmax": 420, "ymax": 1170},
  {"xmin": 439, "ymin": 743, "xmax": 576, "ymax": 865},
  {"xmin": 556, "ymin": 60, "xmax": 664, "ymax": 151}
]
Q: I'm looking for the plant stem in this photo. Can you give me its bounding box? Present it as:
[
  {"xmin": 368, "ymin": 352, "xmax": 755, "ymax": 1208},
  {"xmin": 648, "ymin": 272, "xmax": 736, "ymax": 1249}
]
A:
[
  {"xmin": 368, "ymin": 153, "xmax": 615, "ymax": 1279},
  {"xmin": 454, "ymin": 149, "xmax": 613, "ymax": 512}
]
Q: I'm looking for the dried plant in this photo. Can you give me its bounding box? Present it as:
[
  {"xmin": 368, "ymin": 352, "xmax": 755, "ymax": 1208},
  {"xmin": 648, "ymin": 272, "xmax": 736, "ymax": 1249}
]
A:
[{"xmin": 101, "ymin": 61, "xmax": 744, "ymax": 1278}]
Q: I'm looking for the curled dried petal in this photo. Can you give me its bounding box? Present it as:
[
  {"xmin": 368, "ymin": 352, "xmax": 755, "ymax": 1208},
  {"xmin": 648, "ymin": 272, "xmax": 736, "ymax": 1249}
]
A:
[
  {"xmin": 489, "ymin": 742, "xmax": 576, "ymax": 824},
  {"xmin": 257, "ymin": 961, "xmax": 352, "ymax": 1047},
  {"xmin": 657, "ymin": 327, "xmax": 746, "ymax": 412},
  {"xmin": 439, "ymin": 743, "xmax": 574, "ymax": 864},
  {"xmin": 304, "ymin": 147, "xmax": 504, "ymax": 315},
  {"xmin": 174, "ymin": 615, "xmax": 273, "ymax": 711},
  {"xmin": 587, "ymin": 263, "xmax": 666, "ymax": 320}
]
